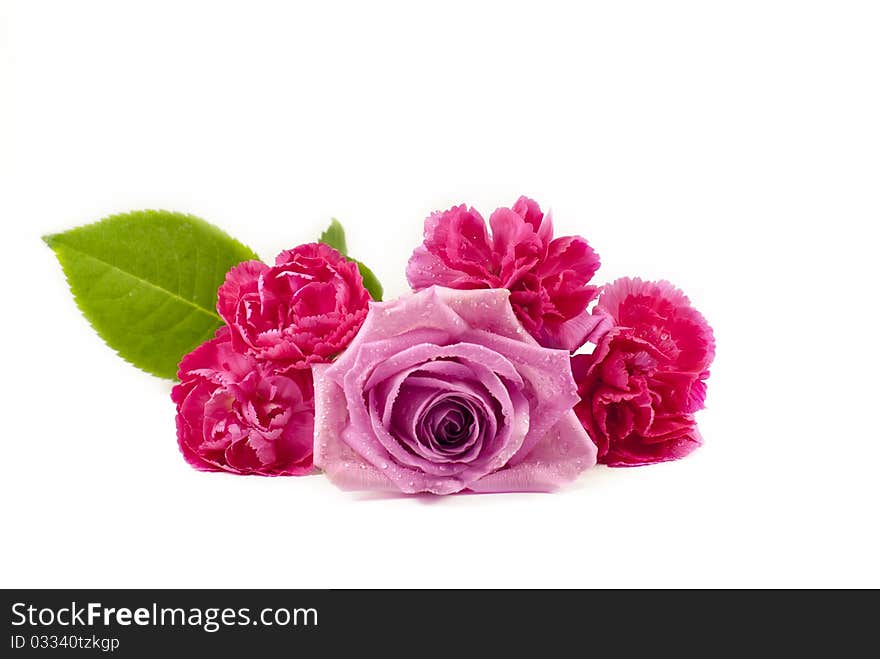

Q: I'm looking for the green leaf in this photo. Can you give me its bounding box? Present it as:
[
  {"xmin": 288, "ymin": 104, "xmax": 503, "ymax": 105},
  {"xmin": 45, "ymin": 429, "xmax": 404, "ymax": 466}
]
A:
[
  {"xmin": 318, "ymin": 218, "xmax": 384, "ymax": 301},
  {"xmin": 319, "ymin": 218, "xmax": 348, "ymax": 256},
  {"xmin": 354, "ymin": 260, "xmax": 383, "ymax": 301},
  {"xmin": 44, "ymin": 210, "xmax": 259, "ymax": 380}
]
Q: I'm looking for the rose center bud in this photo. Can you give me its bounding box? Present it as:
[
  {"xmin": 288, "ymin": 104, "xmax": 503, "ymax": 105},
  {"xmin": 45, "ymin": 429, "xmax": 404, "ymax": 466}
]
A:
[
  {"xmin": 430, "ymin": 401, "xmax": 475, "ymax": 446},
  {"xmin": 384, "ymin": 367, "xmax": 499, "ymax": 468},
  {"xmin": 437, "ymin": 413, "xmax": 467, "ymax": 443},
  {"xmin": 417, "ymin": 394, "xmax": 484, "ymax": 457}
]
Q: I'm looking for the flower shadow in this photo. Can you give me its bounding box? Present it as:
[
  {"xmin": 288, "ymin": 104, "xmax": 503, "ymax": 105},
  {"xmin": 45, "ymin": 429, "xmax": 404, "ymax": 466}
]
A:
[
  {"xmin": 352, "ymin": 491, "xmax": 449, "ymax": 505},
  {"xmin": 350, "ymin": 488, "xmax": 558, "ymax": 504}
]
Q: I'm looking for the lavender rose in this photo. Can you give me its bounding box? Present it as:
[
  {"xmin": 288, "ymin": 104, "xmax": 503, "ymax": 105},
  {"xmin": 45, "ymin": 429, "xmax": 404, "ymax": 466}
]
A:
[{"xmin": 313, "ymin": 286, "xmax": 597, "ymax": 494}]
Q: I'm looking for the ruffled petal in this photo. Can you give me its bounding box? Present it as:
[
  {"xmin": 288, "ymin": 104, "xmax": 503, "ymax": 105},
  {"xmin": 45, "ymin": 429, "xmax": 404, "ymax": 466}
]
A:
[{"xmin": 407, "ymin": 198, "xmax": 602, "ymax": 352}]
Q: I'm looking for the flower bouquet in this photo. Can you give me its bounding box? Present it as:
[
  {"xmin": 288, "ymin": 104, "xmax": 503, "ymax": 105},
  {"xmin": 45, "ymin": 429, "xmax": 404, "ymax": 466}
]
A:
[{"xmin": 45, "ymin": 197, "xmax": 714, "ymax": 495}]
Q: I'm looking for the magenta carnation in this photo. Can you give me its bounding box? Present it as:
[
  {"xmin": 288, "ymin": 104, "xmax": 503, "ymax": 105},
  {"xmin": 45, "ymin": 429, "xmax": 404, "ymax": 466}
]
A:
[
  {"xmin": 406, "ymin": 197, "xmax": 604, "ymax": 352},
  {"xmin": 572, "ymin": 278, "xmax": 715, "ymax": 466},
  {"xmin": 217, "ymin": 243, "xmax": 371, "ymax": 371},
  {"xmin": 171, "ymin": 328, "xmax": 315, "ymax": 476}
]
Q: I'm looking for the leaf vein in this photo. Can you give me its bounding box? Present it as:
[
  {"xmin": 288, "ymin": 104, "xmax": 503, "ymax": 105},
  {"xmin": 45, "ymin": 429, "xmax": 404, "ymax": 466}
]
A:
[{"xmin": 57, "ymin": 244, "xmax": 222, "ymax": 322}]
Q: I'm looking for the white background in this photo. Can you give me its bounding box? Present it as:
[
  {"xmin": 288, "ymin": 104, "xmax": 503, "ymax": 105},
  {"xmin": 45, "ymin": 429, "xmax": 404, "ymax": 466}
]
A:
[{"xmin": 2, "ymin": 1, "xmax": 878, "ymax": 588}]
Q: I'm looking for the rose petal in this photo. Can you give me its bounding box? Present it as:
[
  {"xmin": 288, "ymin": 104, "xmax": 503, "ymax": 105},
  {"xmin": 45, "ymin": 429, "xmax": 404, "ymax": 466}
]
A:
[
  {"xmin": 468, "ymin": 411, "xmax": 597, "ymax": 493},
  {"xmin": 457, "ymin": 330, "xmax": 579, "ymax": 466},
  {"xmin": 313, "ymin": 364, "xmax": 399, "ymax": 492},
  {"xmin": 343, "ymin": 342, "xmax": 528, "ymax": 488}
]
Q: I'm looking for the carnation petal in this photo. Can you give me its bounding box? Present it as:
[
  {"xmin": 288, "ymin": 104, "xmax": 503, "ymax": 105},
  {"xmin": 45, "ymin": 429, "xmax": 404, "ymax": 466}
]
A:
[
  {"xmin": 573, "ymin": 278, "xmax": 714, "ymax": 467},
  {"xmin": 216, "ymin": 260, "xmax": 267, "ymax": 324},
  {"xmin": 511, "ymin": 196, "xmax": 552, "ymax": 245},
  {"xmin": 604, "ymin": 425, "xmax": 702, "ymax": 467},
  {"xmin": 406, "ymin": 246, "xmax": 489, "ymax": 290},
  {"xmin": 424, "ymin": 205, "xmax": 492, "ymax": 270},
  {"xmin": 539, "ymin": 236, "xmax": 601, "ymax": 282},
  {"xmin": 598, "ymin": 277, "xmax": 715, "ymax": 373},
  {"xmin": 173, "ymin": 331, "xmax": 316, "ymax": 476},
  {"xmin": 216, "ymin": 243, "xmax": 370, "ymax": 370},
  {"xmin": 408, "ymin": 198, "xmax": 603, "ymax": 352}
]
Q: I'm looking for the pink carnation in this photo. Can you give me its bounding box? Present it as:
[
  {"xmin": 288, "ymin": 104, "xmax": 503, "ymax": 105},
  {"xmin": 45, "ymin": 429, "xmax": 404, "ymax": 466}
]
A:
[
  {"xmin": 171, "ymin": 328, "xmax": 315, "ymax": 476},
  {"xmin": 572, "ymin": 278, "xmax": 715, "ymax": 466},
  {"xmin": 217, "ymin": 243, "xmax": 371, "ymax": 371},
  {"xmin": 406, "ymin": 197, "xmax": 604, "ymax": 352}
]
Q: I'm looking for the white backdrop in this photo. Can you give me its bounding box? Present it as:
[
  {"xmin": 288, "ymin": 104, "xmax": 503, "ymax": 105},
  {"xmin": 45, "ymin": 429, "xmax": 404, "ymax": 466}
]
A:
[{"xmin": 3, "ymin": 0, "xmax": 878, "ymax": 588}]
